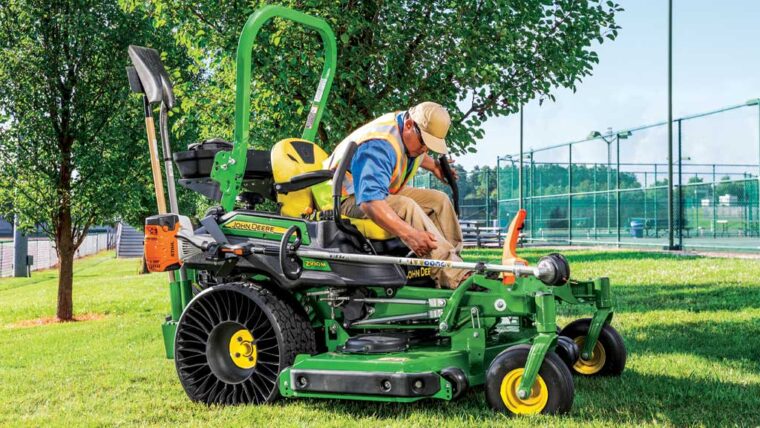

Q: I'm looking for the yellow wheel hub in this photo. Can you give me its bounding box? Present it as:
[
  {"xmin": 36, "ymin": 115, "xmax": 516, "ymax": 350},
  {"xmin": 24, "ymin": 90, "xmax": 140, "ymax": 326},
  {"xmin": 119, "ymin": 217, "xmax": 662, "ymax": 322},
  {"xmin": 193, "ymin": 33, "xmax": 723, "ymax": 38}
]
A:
[
  {"xmin": 499, "ymin": 368, "xmax": 549, "ymax": 415},
  {"xmin": 229, "ymin": 329, "xmax": 257, "ymax": 369},
  {"xmin": 573, "ymin": 336, "xmax": 606, "ymax": 375}
]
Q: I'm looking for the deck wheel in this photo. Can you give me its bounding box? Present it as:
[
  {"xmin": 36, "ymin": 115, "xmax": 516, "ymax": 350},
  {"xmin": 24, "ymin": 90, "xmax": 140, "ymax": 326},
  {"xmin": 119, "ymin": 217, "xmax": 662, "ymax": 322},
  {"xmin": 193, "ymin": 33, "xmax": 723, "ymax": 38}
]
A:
[
  {"xmin": 485, "ymin": 344, "xmax": 574, "ymax": 416},
  {"xmin": 559, "ymin": 318, "xmax": 627, "ymax": 376}
]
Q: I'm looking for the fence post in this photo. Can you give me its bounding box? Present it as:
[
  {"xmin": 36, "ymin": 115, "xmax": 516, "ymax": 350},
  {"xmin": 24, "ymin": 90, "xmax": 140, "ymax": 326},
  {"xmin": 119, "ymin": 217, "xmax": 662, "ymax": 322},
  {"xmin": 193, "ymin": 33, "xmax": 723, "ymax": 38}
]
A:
[
  {"xmin": 677, "ymin": 119, "xmax": 683, "ymax": 249},
  {"xmin": 757, "ymin": 101, "xmax": 760, "ymax": 236},
  {"xmin": 616, "ymin": 135, "xmax": 621, "ymax": 247},
  {"xmin": 496, "ymin": 156, "xmax": 501, "ymax": 225},
  {"xmin": 530, "ymin": 152, "xmax": 535, "ymax": 239},
  {"xmin": 593, "ymin": 163, "xmax": 597, "ymax": 240},
  {"xmin": 712, "ymin": 164, "xmax": 717, "ymax": 238},
  {"xmin": 644, "ymin": 171, "xmax": 648, "ymax": 233},
  {"xmin": 654, "ymin": 163, "xmax": 658, "ymax": 237},
  {"xmin": 568, "ymin": 144, "xmax": 573, "ymax": 245},
  {"xmin": 607, "ymin": 139, "xmax": 612, "ymax": 235},
  {"xmin": 485, "ymin": 169, "xmax": 490, "ymax": 224},
  {"xmin": 519, "ymin": 105, "xmax": 524, "ymax": 211}
]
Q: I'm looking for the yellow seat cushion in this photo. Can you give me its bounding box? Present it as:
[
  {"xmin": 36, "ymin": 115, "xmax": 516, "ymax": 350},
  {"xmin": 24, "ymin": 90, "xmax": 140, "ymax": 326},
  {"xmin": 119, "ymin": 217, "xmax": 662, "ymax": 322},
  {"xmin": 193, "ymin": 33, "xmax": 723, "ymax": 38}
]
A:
[
  {"xmin": 271, "ymin": 138, "xmax": 329, "ymax": 218},
  {"xmin": 347, "ymin": 217, "xmax": 396, "ymax": 240},
  {"xmin": 271, "ymin": 138, "xmax": 395, "ymax": 241}
]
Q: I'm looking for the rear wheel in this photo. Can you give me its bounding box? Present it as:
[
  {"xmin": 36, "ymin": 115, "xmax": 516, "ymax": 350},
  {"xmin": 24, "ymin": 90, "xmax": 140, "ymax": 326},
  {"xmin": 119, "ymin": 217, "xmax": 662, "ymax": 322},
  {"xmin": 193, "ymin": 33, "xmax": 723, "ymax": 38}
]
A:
[
  {"xmin": 485, "ymin": 344, "xmax": 574, "ymax": 416},
  {"xmin": 559, "ymin": 318, "xmax": 626, "ymax": 376},
  {"xmin": 174, "ymin": 282, "xmax": 315, "ymax": 405}
]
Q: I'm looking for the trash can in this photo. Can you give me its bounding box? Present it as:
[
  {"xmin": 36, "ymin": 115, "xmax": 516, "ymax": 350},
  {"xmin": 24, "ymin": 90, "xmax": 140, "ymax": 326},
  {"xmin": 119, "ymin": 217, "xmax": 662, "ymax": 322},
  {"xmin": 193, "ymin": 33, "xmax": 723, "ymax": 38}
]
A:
[{"xmin": 630, "ymin": 220, "xmax": 644, "ymax": 238}]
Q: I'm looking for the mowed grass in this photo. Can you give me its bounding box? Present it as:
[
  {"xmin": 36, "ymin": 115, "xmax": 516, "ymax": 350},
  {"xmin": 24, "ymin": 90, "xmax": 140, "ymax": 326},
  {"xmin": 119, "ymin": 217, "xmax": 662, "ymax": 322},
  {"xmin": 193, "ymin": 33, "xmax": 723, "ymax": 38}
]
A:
[{"xmin": 1, "ymin": 249, "xmax": 759, "ymax": 427}]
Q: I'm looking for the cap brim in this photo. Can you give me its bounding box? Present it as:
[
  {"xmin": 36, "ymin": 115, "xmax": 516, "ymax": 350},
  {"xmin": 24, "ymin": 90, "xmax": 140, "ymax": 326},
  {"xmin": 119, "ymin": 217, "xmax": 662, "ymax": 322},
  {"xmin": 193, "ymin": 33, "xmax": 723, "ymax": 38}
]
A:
[{"xmin": 420, "ymin": 129, "xmax": 448, "ymax": 154}]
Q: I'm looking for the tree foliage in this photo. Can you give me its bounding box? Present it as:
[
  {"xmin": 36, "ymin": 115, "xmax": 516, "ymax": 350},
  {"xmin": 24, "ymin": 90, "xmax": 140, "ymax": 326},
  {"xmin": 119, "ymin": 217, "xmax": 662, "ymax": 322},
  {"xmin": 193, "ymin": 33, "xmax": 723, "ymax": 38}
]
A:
[
  {"xmin": 127, "ymin": 0, "xmax": 622, "ymax": 155},
  {"xmin": 0, "ymin": 0, "xmax": 186, "ymax": 319}
]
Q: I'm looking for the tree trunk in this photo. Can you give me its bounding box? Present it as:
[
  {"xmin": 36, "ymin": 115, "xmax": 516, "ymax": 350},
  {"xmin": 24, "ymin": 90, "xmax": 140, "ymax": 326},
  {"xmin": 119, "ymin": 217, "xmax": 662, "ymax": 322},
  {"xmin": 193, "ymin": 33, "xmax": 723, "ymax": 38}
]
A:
[
  {"xmin": 56, "ymin": 245, "xmax": 74, "ymax": 321},
  {"xmin": 55, "ymin": 203, "xmax": 74, "ymax": 321}
]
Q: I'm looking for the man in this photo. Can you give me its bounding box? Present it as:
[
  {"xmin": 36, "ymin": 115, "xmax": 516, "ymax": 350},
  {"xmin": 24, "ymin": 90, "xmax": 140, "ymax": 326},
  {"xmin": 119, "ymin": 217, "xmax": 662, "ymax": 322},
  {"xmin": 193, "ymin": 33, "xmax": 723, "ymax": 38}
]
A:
[{"xmin": 327, "ymin": 102, "xmax": 469, "ymax": 289}]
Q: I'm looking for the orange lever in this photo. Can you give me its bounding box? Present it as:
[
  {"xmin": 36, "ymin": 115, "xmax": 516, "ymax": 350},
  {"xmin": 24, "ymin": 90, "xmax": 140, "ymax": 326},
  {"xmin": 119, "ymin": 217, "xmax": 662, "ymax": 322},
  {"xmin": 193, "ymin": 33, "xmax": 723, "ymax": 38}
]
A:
[{"xmin": 502, "ymin": 209, "xmax": 528, "ymax": 285}]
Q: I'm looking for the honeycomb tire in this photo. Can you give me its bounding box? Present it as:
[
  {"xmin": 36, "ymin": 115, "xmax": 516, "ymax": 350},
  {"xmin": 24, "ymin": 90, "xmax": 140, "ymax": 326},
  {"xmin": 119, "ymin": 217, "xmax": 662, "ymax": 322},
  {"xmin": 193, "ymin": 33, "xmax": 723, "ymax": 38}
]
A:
[{"xmin": 174, "ymin": 282, "xmax": 315, "ymax": 405}]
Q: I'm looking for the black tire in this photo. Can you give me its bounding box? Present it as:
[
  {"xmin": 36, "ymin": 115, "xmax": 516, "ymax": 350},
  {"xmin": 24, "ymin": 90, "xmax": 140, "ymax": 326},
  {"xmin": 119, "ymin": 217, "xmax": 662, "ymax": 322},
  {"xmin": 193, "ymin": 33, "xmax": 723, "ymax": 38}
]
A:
[
  {"xmin": 174, "ymin": 282, "xmax": 315, "ymax": 405},
  {"xmin": 559, "ymin": 318, "xmax": 626, "ymax": 377},
  {"xmin": 441, "ymin": 367, "xmax": 469, "ymax": 400},
  {"xmin": 555, "ymin": 336, "xmax": 580, "ymax": 368},
  {"xmin": 485, "ymin": 344, "xmax": 574, "ymax": 416}
]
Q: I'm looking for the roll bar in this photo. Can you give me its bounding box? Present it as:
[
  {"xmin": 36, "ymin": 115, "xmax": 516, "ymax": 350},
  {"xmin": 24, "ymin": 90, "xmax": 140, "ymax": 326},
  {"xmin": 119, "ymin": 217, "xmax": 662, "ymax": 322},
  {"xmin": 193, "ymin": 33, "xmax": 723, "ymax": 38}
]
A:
[{"xmin": 212, "ymin": 6, "xmax": 338, "ymax": 211}]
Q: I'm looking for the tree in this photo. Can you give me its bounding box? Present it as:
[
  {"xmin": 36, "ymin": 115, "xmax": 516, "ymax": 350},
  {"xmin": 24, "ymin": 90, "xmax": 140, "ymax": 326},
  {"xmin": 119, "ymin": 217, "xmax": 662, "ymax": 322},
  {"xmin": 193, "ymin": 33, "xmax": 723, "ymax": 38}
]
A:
[
  {"xmin": 0, "ymin": 0, "xmax": 187, "ymax": 320},
  {"xmin": 127, "ymin": 0, "xmax": 622, "ymax": 155}
]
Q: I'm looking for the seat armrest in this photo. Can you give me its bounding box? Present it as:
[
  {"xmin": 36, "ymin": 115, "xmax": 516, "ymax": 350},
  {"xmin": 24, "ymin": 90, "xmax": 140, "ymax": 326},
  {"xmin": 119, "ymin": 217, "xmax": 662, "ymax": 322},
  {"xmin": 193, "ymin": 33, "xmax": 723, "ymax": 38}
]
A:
[{"xmin": 274, "ymin": 169, "xmax": 333, "ymax": 194}]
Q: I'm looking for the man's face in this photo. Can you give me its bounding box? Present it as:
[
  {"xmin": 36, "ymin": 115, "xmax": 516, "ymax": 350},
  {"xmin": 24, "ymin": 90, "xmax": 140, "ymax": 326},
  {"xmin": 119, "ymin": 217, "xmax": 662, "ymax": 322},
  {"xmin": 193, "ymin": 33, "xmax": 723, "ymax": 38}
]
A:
[{"xmin": 402, "ymin": 117, "xmax": 428, "ymax": 158}]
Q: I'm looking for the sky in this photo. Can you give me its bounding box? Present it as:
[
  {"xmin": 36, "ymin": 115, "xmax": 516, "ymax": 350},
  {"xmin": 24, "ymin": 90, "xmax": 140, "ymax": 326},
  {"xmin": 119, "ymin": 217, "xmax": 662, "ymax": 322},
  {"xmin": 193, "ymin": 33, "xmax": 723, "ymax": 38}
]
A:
[{"xmin": 457, "ymin": 0, "xmax": 760, "ymax": 178}]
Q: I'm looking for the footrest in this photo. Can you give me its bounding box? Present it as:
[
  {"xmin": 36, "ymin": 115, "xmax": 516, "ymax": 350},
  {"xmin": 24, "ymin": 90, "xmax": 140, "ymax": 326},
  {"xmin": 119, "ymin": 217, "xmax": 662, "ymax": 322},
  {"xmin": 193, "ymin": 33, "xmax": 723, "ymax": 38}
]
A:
[{"xmin": 289, "ymin": 369, "xmax": 440, "ymax": 397}]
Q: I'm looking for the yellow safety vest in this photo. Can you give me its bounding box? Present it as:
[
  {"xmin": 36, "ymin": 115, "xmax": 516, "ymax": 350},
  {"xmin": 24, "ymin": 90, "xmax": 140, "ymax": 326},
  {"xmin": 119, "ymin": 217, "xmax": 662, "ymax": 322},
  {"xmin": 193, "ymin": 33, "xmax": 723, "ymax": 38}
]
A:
[{"xmin": 326, "ymin": 112, "xmax": 423, "ymax": 198}]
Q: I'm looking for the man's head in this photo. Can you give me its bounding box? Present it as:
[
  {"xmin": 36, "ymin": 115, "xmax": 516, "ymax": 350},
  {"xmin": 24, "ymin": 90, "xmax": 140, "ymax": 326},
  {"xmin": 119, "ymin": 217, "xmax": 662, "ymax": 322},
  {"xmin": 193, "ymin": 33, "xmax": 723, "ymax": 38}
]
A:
[{"xmin": 401, "ymin": 101, "xmax": 451, "ymax": 157}]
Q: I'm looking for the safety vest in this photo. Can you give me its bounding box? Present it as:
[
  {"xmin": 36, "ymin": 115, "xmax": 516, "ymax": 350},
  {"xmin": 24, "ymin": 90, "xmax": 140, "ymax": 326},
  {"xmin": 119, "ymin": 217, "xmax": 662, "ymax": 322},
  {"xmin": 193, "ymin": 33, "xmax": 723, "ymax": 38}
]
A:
[{"xmin": 326, "ymin": 112, "xmax": 423, "ymax": 198}]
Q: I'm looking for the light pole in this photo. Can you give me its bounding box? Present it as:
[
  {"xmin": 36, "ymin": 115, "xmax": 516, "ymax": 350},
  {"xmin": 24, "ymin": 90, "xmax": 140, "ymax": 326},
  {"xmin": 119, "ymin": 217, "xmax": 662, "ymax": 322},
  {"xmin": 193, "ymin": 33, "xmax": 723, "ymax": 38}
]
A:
[
  {"xmin": 667, "ymin": 0, "xmax": 676, "ymax": 250},
  {"xmin": 588, "ymin": 128, "xmax": 620, "ymax": 236},
  {"xmin": 678, "ymin": 155, "xmax": 691, "ymax": 249},
  {"xmin": 505, "ymin": 155, "xmax": 517, "ymax": 202},
  {"xmin": 589, "ymin": 129, "xmax": 632, "ymax": 240},
  {"xmin": 615, "ymin": 131, "xmax": 632, "ymax": 244}
]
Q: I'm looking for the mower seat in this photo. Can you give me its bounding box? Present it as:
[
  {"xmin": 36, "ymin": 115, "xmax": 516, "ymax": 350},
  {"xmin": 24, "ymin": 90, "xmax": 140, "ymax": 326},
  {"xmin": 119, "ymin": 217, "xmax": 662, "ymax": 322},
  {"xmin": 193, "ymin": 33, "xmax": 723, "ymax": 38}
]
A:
[
  {"xmin": 271, "ymin": 139, "xmax": 396, "ymax": 241},
  {"xmin": 347, "ymin": 218, "xmax": 395, "ymax": 240}
]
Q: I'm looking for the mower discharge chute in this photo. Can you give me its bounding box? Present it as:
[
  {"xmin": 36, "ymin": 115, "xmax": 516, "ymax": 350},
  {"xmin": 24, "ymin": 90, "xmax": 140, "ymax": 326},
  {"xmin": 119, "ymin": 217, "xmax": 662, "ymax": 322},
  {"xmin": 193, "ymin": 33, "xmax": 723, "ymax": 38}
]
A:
[{"xmin": 127, "ymin": 5, "xmax": 626, "ymax": 416}]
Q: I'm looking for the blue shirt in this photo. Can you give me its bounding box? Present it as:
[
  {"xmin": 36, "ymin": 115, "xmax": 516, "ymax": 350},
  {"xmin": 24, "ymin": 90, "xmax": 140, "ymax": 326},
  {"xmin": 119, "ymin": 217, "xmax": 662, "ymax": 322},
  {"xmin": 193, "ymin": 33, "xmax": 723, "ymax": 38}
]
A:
[{"xmin": 350, "ymin": 113, "xmax": 416, "ymax": 205}]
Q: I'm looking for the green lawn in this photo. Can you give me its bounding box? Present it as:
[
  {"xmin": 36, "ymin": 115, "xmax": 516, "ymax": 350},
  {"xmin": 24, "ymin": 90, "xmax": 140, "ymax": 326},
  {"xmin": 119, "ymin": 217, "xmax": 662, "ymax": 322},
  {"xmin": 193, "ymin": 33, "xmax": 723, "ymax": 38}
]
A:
[{"xmin": 1, "ymin": 249, "xmax": 759, "ymax": 427}]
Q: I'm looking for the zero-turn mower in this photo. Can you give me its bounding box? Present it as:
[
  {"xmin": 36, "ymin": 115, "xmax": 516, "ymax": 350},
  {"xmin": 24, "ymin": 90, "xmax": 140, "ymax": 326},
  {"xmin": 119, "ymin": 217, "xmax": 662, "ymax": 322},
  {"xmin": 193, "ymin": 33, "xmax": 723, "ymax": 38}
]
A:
[{"xmin": 126, "ymin": 5, "xmax": 626, "ymax": 416}]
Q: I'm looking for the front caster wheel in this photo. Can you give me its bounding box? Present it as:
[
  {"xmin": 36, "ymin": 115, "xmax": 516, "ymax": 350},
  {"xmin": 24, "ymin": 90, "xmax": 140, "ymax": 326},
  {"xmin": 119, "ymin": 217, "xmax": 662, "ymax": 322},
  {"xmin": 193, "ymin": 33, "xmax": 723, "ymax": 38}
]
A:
[
  {"xmin": 559, "ymin": 318, "xmax": 626, "ymax": 376},
  {"xmin": 485, "ymin": 345, "xmax": 574, "ymax": 416},
  {"xmin": 174, "ymin": 282, "xmax": 315, "ymax": 405}
]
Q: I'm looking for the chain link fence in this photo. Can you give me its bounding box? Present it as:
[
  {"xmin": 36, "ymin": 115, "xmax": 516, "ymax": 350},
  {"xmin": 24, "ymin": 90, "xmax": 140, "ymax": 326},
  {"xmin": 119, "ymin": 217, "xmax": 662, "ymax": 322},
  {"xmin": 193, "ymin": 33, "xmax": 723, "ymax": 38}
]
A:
[
  {"xmin": 409, "ymin": 100, "xmax": 760, "ymax": 251},
  {"xmin": 496, "ymin": 100, "xmax": 760, "ymax": 252},
  {"xmin": 0, "ymin": 232, "xmax": 115, "ymax": 278}
]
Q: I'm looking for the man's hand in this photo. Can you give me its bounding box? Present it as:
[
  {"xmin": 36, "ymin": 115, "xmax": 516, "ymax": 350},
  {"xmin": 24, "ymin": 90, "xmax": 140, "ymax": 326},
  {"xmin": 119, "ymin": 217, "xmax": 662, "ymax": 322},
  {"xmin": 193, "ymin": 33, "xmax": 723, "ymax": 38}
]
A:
[
  {"xmin": 360, "ymin": 199, "xmax": 438, "ymax": 257},
  {"xmin": 401, "ymin": 229, "xmax": 438, "ymax": 257}
]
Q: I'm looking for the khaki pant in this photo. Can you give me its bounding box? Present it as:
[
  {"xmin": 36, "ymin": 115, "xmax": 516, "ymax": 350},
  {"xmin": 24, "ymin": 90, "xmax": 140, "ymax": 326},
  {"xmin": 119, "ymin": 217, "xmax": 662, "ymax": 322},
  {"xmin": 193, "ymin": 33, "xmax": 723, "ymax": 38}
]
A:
[{"xmin": 341, "ymin": 187, "xmax": 468, "ymax": 288}]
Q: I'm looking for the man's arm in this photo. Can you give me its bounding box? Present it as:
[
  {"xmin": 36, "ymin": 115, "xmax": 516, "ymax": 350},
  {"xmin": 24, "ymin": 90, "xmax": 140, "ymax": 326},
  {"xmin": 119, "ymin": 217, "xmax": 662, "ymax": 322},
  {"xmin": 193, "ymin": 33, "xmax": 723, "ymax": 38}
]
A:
[{"xmin": 360, "ymin": 199, "xmax": 438, "ymax": 256}]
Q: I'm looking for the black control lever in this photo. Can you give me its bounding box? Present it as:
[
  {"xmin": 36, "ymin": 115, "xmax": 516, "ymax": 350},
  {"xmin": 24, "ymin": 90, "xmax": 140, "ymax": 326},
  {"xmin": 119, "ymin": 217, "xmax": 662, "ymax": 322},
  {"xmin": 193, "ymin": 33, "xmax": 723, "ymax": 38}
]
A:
[{"xmin": 438, "ymin": 154, "xmax": 460, "ymax": 216}]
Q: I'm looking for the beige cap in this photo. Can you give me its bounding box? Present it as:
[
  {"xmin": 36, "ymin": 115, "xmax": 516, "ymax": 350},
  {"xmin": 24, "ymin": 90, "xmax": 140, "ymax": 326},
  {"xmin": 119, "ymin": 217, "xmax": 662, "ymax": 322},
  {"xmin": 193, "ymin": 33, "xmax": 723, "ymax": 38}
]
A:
[{"xmin": 408, "ymin": 101, "xmax": 451, "ymax": 154}]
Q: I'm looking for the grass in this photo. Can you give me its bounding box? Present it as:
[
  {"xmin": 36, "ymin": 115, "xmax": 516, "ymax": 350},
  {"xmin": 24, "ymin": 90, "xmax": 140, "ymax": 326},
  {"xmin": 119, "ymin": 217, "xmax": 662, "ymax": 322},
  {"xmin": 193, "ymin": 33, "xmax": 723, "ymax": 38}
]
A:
[{"xmin": 1, "ymin": 249, "xmax": 759, "ymax": 427}]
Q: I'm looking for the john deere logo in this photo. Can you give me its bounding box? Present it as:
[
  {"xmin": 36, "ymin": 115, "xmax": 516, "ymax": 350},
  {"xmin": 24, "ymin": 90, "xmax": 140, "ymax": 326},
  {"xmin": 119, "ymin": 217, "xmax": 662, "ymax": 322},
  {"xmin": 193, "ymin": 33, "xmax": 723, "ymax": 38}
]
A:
[
  {"xmin": 407, "ymin": 267, "xmax": 432, "ymax": 279},
  {"xmin": 224, "ymin": 221, "xmax": 288, "ymax": 234}
]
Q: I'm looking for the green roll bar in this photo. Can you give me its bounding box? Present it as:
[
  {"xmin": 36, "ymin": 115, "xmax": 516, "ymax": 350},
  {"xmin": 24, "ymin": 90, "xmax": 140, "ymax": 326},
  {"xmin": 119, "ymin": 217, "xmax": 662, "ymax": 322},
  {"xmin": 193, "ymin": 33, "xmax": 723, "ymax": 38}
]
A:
[{"xmin": 211, "ymin": 5, "xmax": 338, "ymax": 211}]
